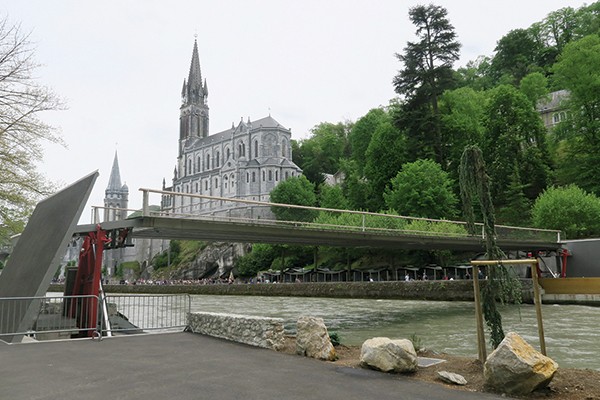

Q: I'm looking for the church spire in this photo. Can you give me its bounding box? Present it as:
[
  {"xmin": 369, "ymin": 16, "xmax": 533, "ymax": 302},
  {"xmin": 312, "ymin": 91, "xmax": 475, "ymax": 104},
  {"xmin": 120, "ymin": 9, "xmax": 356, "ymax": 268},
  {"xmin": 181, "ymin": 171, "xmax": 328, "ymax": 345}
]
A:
[
  {"xmin": 179, "ymin": 39, "xmax": 210, "ymax": 144},
  {"xmin": 107, "ymin": 151, "xmax": 122, "ymax": 191}
]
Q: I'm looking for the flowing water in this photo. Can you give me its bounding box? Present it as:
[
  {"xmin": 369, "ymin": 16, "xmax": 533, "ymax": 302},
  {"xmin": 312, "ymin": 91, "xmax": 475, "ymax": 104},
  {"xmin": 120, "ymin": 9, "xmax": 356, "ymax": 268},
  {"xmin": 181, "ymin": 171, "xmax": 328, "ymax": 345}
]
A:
[{"xmin": 190, "ymin": 295, "xmax": 600, "ymax": 370}]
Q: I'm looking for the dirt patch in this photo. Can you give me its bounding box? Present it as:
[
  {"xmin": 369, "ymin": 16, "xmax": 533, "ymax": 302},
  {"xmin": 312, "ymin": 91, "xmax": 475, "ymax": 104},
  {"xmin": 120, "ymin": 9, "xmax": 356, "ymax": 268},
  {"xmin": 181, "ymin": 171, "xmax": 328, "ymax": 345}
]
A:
[{"xmin": 279, "ymin": 337, "xmax": 600, "ymax": 399}]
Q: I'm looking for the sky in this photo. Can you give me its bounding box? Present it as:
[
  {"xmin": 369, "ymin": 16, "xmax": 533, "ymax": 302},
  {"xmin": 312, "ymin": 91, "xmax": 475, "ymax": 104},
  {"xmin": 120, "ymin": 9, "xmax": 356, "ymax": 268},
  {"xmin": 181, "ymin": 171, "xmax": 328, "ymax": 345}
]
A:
[{"xmin": 2, "ymin": 0, "xmax": 592, "ymax": 220}]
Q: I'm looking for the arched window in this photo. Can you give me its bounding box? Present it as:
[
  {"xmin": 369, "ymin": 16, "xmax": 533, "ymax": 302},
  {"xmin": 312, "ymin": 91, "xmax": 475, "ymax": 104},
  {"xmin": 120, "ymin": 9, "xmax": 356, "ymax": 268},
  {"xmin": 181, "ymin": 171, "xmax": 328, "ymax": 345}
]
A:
[
  {"xmin": 206, "ymin": 154, "xmax": 211, "ymax": 169},
  {"xmin": 214, "ymin": 178, "xmax": 219, "ymax": 188},
  {"xmin": 285, "ymin": 171, "xmax": 289, "ymax": 179},
  {"xmin": 224, "ymin": 175, "xmax": 228, "ymax": 189},
  {"xmin": 226, "ymin": 148, "xmax": 230, "ymax": 160},
  {"xmin": 195, "ymin": 182, "xmax": 199, "ymax": 192},
  {"xmin": 246, "ymin": 172, "xmax": 249, "ymax": 183},
  {"xmin": 262, "ymin": 170, "xmax": 265, "ymax": 181},
  {"xmin": 268, "ymin": 170, "xmax": 272, "ymax": 181},
  {"xmin": 188, "ymin": 159, "xmax": 192, "ymax": 175},
  {"xmin": 254, "ymin": 140, "xmax": 259, "ymax": 158},
  {"xmin": 197, "ymin": 156, "xmax": 201, "ymax": 172},
  {"xmin": 216, "ymin": 151, "xmax": 220, "ymax": 167},
  {"xmin": 205, "ymin": 181, "xmax": 208, "ymax": 190},
  {"xmin": 252, "ymin": 171, "xmax": 256, "ymax": 182},
  {"xmin": 282, "ymin": 139, "xmax": 287, "ymax": 157},
  {"xmin": 275, "ymin": 171, "xmax": 279, "ymax": 181}
]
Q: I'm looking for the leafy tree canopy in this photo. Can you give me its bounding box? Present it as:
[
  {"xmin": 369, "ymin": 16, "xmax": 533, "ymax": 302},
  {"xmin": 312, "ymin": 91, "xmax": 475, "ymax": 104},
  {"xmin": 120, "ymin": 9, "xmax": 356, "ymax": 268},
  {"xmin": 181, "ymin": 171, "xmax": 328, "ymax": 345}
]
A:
[
  {"xmin": 269, "ymin": 175, "xmax": 317, "ymax": 222},
  {"xmin": 384, "ymin": 159, "xmax": 458, "ymax": 219},
  {"xmin": 532, "ymin": 185, "xmax": 600, "ymax": 239}
]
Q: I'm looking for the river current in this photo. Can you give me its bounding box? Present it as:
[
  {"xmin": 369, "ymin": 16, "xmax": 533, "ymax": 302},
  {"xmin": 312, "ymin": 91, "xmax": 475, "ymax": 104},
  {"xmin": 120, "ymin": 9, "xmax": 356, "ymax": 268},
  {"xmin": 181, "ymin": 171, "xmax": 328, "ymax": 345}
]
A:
[{"xmin": 190, "ymin": 295, "xmax": 600, "ymax": 370}]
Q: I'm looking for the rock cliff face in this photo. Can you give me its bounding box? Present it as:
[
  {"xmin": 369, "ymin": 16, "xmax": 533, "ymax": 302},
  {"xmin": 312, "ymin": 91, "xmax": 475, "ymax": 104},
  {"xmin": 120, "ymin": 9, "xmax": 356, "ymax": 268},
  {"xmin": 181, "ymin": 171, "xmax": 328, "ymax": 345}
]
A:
[{"xmin": 166, "ymin": 242, "xmax": 248, "ymax": 280}]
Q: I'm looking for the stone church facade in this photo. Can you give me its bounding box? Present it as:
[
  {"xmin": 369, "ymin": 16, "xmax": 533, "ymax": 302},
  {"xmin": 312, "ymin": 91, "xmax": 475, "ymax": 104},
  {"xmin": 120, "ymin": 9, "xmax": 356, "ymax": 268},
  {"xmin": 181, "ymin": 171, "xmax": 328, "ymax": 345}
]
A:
[{"xmin": 162, "ymin": 40, "xmax": 302, "ymax": 219}]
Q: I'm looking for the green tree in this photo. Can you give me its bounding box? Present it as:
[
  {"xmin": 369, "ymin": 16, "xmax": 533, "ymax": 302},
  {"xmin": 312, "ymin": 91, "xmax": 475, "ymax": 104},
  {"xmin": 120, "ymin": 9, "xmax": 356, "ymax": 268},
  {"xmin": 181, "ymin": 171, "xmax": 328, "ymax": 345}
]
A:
[
  {"xmin": 552, "ymin": 35, "xmax": 600, "ymax": 195},
  {"xmin": 363, "ymin": 120, "xmax": 407, "ymax": 211},
  {"xmin": 0, "ymin": 17, "xmax": 64, "ymax": 242},
  {"xmin": 270, "ymin": 175, "xmax": 317, "ymax": 222},
  {"xmin": 348, "ymin": 108, "xmax": 388, "ymax": 174},
  {"xmin": 490, "ymin": 29, "xmax": 543, "ymax": 84},
  {"xmin": 235, "ymin": 243, "xmax": 277, "ymax": 277},
  {"xmin": 296, "ymin": 122, "xmax": 350, "ymax": 185},
  {"xmin": 532, "ymin": 185, "xmax": 600, "ymax": 239},
  {"xmin": 482, "ymin": 85, "xmax": 552, "ymax": 206},
  {"xmin": 519, "ymin": 72, "xmax": 549, "ymax": 108},
  {"xmin": 384, "ymin": 159, "xmax": 458, "ymax": 219},
  {"xmin": 319, "ymin": 184, "xmax": 349, "ymax": 210},
  {"xmin": 393, "ymin": 4, "xmax": 460, "ymax": 166},
  {"xmin": 439, "ymin": 87, "xmax": 486, "ymax": 182}
]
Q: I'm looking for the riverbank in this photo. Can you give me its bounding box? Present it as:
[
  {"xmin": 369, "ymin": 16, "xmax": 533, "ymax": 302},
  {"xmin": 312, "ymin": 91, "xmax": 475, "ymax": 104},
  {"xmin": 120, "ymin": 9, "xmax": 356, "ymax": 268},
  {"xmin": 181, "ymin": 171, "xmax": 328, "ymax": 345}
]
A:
[
  {"xmin": 49, "ymin": 280, "xmax": 536, "ymax": 302},
  {"xmin": 312, "ymin": 342, "xmax": 600, "ymax": 399}
]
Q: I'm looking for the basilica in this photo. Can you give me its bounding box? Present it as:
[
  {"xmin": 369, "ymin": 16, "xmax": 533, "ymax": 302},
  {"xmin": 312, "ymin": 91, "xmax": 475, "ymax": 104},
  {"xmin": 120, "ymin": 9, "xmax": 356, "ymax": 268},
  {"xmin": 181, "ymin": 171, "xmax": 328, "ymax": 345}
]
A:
[{"xmin": 161, "ymin": 40, "xmax": 302, "ymax": 219}]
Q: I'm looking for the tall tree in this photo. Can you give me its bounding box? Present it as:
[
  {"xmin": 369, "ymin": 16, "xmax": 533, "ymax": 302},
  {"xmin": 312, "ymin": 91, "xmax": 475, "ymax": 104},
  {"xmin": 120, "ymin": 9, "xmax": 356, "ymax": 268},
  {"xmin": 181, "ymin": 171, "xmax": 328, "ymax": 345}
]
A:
[
  {"xmin": 482, "ymin": 85, "xmax": 552, "ymax": 207},
  {"xmin": 363, "ymin": 119, "xmax": 407, "ymax": 211},
  {"xmin": 393, "ymin": 4, "xmax": 460, "ymax": 166},
  {"xmin": 348, "ymin": 108, "xmax": 388, "ymax": 175},
  {"xmin": 490, "ymin": 29, "xmax": 543, "ymax": 85},
  {"xmin": 0, "ymin": 17, "xmax": 64, "ymax": 242},
  {"xmin": 552, "ymin": 34, "xmax": 600, "ymax": 195}
]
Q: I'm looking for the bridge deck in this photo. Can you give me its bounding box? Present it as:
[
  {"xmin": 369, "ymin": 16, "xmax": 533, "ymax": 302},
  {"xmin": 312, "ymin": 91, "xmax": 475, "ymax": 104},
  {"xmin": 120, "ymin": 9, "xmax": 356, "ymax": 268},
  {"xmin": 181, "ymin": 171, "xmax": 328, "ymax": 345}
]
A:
[{"xmin": 75, "ymin": 216, "xmax": 561, "ymax": 252}]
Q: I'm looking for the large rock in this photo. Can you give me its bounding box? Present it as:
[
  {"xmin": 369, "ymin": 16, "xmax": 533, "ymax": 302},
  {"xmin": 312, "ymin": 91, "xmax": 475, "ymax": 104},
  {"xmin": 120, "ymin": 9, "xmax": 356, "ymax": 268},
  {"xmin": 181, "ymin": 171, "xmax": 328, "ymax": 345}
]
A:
[
  {"xmin": 360, "ymin": 337, "xmax": 417, "ymax": 373},
  {"xmin": 296, "ymin": 316, "xmax": 336, "ymax": 361},
  {"xmin": 484, "ymin": 332, "xmax": 558, "ymax": 395}
]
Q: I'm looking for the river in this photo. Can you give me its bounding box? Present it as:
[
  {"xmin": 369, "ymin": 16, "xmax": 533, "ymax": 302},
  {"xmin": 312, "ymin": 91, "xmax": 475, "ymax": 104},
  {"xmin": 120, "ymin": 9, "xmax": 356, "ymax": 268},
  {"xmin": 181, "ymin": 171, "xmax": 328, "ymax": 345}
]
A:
[{"xmin": 190, "ymin": 295, "xmax": 600, "ymax": 371}]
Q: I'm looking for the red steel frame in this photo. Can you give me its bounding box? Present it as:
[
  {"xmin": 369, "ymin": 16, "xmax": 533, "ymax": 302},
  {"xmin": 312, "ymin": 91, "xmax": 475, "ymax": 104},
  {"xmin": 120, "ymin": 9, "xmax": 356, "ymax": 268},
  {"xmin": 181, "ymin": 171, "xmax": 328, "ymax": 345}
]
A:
[{"xmin": 70, "ymin": 225, "xmax": 110, "ymax": 337}]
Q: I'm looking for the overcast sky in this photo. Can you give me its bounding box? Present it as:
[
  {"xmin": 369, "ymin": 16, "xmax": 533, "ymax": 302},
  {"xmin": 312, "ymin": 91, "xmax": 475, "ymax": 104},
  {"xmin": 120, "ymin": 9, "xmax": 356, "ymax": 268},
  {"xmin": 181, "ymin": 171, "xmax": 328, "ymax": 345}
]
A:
[{"xmin": 3, "ymin": 0, "xmax": 591, "ymax": 219}]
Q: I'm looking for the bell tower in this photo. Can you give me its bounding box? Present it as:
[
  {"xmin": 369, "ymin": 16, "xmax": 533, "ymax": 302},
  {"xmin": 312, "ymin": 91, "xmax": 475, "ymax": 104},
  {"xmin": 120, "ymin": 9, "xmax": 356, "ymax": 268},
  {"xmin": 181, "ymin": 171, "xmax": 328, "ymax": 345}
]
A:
[{"xmin": 179, "ymin": 39, "xmax": 209, "ymax": 155}]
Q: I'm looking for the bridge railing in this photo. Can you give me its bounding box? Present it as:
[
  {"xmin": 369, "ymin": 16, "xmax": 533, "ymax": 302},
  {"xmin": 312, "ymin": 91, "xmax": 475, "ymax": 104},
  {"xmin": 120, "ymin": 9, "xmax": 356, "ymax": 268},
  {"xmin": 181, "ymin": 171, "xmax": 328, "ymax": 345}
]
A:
[{"xmin": 127, "ymin": 188, "xmax": 561, "ymax": 244}]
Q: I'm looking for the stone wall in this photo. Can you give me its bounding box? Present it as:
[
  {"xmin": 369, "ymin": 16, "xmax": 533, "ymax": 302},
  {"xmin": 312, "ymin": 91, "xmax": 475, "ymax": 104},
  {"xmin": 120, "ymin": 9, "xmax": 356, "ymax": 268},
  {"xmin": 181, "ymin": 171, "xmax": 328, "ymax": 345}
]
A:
[
  {"xmin": 49, "ymin": 280, "xmax": 535, "ymax": 302},
  {"xmin": 187, "ymin": 311, "xmax": 285, "ymax": 350}
]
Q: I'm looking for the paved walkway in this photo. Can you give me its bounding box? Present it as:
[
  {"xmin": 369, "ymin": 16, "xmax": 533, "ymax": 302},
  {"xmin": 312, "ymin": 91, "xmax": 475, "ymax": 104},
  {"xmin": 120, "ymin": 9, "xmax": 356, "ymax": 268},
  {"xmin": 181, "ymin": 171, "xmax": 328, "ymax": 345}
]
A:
[{"xmin": 0, "ymin": 332, "xmax": 510, "ymax": 400}]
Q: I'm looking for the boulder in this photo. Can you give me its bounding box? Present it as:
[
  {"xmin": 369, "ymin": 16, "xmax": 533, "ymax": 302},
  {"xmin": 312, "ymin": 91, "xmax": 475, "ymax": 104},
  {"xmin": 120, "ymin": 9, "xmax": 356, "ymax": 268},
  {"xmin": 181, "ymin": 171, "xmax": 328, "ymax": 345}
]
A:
[
  {"xmin": 437, "ymin": 371, "xmax": 467, "ymax": 386},
  {"xmin": 295, "ymin": 316, "xmax": 336, "ymax": 361},
  {"xmin": 360, "ymin": 337, "xmax": 417, "ymax": 373},
  {"xmin": 484, "ymin": 332, "xmax": 558, "ymax": 395}
]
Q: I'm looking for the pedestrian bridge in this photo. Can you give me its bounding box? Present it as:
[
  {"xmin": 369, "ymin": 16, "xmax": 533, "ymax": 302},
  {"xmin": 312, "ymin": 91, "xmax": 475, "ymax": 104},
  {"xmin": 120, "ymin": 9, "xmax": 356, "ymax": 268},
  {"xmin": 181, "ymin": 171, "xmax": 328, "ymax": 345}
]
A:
[{"xmin": 75, "ymin": 188, "xmax": 562, "ymax": 252}]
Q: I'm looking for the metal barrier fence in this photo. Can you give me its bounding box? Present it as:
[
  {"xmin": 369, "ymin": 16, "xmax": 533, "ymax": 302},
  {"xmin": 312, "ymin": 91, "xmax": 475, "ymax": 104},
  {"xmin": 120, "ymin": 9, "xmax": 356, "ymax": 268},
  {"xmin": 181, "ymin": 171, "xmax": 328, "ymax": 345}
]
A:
[
  {"xmin": 0, "ymin": 295, "xmax": 100, "ymax": 341},
  {"xmin": 0, "ymin": 294, "xmax": 191, "ymax": 341},
  {"xmin": 103, "ymin": 294, "xmax": 190, "ymax": 335}
]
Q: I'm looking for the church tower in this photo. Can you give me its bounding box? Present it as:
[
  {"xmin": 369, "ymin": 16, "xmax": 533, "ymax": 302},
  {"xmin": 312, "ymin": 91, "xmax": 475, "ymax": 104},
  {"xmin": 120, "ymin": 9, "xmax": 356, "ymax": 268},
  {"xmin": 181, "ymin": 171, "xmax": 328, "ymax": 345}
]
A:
[
  {"xmin": 104, "ymin": 151, "xmax": 129, "ymax": 222},
  {"xmin": 179, "ymin": 39, "xmax": 209, "ymax": 155}
]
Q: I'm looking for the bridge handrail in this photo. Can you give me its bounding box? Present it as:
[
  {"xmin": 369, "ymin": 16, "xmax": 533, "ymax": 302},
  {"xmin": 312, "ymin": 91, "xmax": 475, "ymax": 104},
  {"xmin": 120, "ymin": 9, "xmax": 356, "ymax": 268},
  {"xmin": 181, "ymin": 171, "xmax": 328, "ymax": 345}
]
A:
[{"xmin": 133, "ymin": 188, "xmax": 561, "ymax": 243}]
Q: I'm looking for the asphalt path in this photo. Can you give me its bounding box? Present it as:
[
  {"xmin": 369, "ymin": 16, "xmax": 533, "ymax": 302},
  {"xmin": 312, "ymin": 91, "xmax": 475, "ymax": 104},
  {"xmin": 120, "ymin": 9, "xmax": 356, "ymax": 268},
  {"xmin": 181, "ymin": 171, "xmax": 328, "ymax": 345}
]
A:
[{"xmin": 0, "ymin": 332, "xmax": 511, "ymax": 400}]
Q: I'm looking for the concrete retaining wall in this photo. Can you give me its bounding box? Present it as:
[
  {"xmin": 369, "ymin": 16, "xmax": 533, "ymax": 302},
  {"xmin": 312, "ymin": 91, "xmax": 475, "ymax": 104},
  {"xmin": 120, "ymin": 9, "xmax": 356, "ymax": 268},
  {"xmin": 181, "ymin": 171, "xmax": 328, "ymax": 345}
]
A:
[{"xmin": 187, "ymin": 312, "xmax": 285, "ymax": 350}]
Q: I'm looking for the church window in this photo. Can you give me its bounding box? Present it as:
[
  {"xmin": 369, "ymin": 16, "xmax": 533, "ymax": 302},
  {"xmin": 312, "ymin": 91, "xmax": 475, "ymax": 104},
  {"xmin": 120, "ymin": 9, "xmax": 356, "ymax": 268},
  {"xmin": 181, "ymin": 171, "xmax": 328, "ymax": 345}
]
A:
[
  {"xmin": 206, "ymin": 154, "xmax": 211, "ymax": 169},
  {"xmin": 254, "ymin": 140, "xmax": 259, "ymax": 158},
  {"xmin": 282, "ymin": 140, "xmax": 287, "ymax": 157},
  {"xmin": 275, "ymin": 171, "xmax": 279, "ymax": 181},
  {"xmin": 197, "ymin": 156, "xmax": 201, "ymax": 172},
  {"xmin": 205, "ymin": 181, "xmax": 208, "ymax": 191},
  {"xmin": 224, "ymin": 175, "xmax": 228, "ymax": 189},
  {"xmin": 268, "ymin": 170, "xmax": 272, "ymax": 181},
  {"xmin": 285, "ymin": 171, "xmax": 289, "ymax": 179},
  {"xmin": 214, "ymin": 178, "xmax": 219, "ymax": 188},
  {"xmin": 262, "ymin": 170, "xmax": 265, "ymax": 181},
  {"xmin": 195, "ymin": 182, "xmax": 199, "ymax": 192},
  {"xmin": 252, "ymin": 172, "xmax": 256, "ymax": 182},
  {"xmin": 188, "ymin": 159, "xmax": 192, "ymax": 175},
  {"xmin": 246, "ymin": 172, "xmax": 249, "ymax": 183},
  {"xmin": 216, "ymin": 151, "xmax": 220, "ymax": 167},
  {"xmin": 226, "ymin": 148, "xmax": 230, "ymax": 160}
]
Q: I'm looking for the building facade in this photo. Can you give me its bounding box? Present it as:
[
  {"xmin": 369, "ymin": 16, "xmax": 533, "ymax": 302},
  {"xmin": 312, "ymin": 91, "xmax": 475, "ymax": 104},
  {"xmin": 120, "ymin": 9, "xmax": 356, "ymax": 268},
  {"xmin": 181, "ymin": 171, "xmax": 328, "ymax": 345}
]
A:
[{"xmin": 162, "ymin": 40, "xmax": 302, "ymax": 219}]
